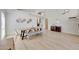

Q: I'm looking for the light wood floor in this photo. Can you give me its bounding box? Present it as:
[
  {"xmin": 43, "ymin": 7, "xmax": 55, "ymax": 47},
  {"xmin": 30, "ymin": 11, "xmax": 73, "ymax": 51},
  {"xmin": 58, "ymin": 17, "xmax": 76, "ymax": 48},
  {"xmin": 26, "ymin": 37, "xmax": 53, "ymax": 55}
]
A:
[
  {"xmin": 0, "ymin": 38, "xmax": 14, "ymax": 50},
  {"xmin": 14, "ymin": 30, "xmax": 79, "ymax": 50}
]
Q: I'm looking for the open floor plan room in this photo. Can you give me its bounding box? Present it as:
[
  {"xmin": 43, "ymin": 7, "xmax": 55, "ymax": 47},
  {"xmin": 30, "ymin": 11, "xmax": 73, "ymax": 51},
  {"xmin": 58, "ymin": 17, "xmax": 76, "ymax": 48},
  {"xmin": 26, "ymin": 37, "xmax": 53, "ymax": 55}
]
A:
[{"xmin": 0, "ymin": 9, "xmax": 79, "ymax": 50}]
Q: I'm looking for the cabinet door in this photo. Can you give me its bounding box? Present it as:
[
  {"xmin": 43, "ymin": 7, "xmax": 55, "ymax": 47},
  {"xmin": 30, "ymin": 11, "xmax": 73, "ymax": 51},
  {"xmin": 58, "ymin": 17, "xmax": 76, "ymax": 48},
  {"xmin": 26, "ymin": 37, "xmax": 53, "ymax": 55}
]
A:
[{"xmin": 67, "ymin": 19, "xmax": 79, "ymax": 35}]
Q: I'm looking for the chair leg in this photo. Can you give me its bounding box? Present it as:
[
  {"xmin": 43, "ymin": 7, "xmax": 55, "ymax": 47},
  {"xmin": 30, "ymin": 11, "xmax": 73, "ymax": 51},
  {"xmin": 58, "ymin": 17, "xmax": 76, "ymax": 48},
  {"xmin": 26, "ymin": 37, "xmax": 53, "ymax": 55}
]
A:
[{"xmin": 21, "ymin": 34, "xmax": 24, "ymax": 40}]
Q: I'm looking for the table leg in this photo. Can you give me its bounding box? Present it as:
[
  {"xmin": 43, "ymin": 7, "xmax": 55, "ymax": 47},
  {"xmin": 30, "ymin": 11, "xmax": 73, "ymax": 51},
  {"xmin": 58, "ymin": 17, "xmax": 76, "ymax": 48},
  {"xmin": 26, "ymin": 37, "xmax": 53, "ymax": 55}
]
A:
[{"xmin": 21, "ymin": 30, "xmax": 25, "ymax": 40}]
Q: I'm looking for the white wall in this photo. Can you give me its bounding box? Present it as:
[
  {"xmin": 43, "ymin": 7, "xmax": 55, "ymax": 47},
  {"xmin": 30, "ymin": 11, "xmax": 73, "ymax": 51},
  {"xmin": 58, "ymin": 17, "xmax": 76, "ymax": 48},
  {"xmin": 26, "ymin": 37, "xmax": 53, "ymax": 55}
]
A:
[
  {"xmin": 5, "ymin": 9, "xmax": 79, "ymax": 36},
  {"xmin": 5, "ymin": 10, "xmax": 37, "ymax": 36},
  {"xmin": 46, "ymin": 9, "xmax": 79, "ymax": 35},
  {"xmin": 45, "ymin": 10, "xmax": 59, "ymax": 30}
]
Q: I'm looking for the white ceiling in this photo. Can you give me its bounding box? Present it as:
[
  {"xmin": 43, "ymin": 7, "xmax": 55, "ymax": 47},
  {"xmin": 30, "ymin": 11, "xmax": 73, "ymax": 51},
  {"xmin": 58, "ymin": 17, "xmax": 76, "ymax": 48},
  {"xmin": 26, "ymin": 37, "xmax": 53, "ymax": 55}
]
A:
[
  {"xmin": 5, "ymin": 9, "xmax": 64, "ymax": 14},
  {"xmin": 16, "ymin": 9, "xmax": 60, "ymax": 12},
  {"xmin": 17, "ymin": 9, "xmax": 46, "ymax": 12}
]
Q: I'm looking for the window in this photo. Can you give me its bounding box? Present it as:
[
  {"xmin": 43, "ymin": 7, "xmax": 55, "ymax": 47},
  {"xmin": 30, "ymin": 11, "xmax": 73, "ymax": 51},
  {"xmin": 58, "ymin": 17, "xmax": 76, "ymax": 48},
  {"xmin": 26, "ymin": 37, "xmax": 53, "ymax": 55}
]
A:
[{"xmin": 1, "ymin": 12, "xmax": 5, "ymax": 40}]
